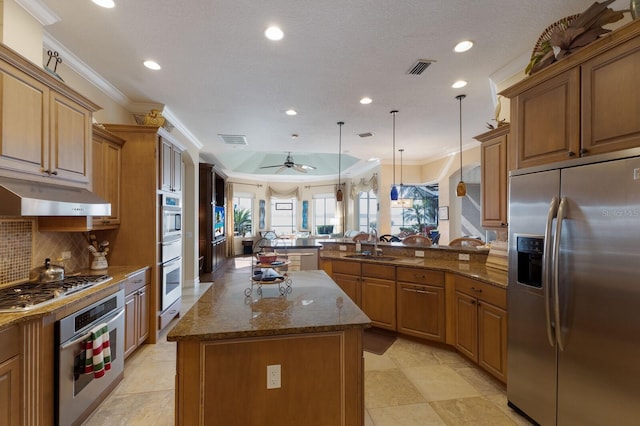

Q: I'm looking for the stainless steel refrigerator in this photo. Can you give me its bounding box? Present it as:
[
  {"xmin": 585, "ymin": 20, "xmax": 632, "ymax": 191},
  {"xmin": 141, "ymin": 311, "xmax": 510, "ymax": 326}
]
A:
[{"xmin": 507, "ymin": 148, "xmax": 640, "ymax": 425}]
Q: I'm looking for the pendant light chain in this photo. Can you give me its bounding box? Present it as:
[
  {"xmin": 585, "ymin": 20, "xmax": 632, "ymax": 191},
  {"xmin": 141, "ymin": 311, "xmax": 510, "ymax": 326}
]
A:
[
  {"xmin": 456, "ymin": 94, "xmax": 467, "ymax": 197},
  {"xmin": 390, "ymin": 110, "xmax": 399, "ymax": 201},
  {"xmin": 336, "ymin": 121, "xmax": 344, "ymax": 201}
]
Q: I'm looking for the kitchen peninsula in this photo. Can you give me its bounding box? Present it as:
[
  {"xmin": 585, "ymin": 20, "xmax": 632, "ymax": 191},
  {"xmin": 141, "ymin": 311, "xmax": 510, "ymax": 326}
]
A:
[{"xmin": 167, "ymin": 270, "xmax": 370, "ymax": 425}]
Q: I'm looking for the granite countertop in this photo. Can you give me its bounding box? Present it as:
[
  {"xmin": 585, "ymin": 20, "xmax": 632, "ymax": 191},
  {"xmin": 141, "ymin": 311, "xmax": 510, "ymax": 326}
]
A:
[
  {"xmin": 167, "ymin": 270, "xmax": 371, "ymax": 342},
  {"xmin": 321, "ymin": 251, "xmax": 508, "ymax": 288},
  {"xmin": 258, "ymin": 238, "xmax": 323, "ymax": 249},
  {"xmin": 0, "ymin": 265, "xmax": 149, "ymax": 330}
]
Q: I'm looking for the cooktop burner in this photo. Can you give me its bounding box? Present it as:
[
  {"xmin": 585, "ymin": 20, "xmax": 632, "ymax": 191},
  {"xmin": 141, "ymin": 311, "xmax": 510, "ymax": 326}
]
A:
[{"xmin": 0, "ymin": 275, "xmax": 112, "ymax": 312}]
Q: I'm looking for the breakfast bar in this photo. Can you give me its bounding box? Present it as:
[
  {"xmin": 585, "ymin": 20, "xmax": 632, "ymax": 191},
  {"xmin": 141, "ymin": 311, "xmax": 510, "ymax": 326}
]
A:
[{"xmin": 167, "ymin": 270, "xmax": 371, "ymax": 425}]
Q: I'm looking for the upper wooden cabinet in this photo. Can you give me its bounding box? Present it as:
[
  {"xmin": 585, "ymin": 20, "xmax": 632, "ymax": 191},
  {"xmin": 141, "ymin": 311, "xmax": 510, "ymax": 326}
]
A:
[
  {"xmin": 474, "ymin": 125, "xmax": 510, "ymax": 229},
  {"xmin": 91, "ymin": 126, "xmax": 125, "ymax": 228},
  {"xmin": 502, "ymin": 20, "xmax": 640, "ymax": 169},
  {"xmin": 0, "ymin": 43, "xmax": 99, "ymax": 187},
  {"xmin": 160, "ymin": 138, "xmax": 183, "ymax": 193}
]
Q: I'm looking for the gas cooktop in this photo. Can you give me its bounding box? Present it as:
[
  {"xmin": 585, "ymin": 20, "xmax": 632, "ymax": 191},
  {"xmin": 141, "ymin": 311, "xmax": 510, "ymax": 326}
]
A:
[{"xmin": 0, "ymin": 275, "xmax": 112, "ymax": 312}]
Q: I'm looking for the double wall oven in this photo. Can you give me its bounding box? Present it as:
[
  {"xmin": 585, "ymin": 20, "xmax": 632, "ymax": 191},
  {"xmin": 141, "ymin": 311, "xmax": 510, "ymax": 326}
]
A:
[{"xmin": 160, "ymin": 193, "xmax": 182, "ymax": 311}]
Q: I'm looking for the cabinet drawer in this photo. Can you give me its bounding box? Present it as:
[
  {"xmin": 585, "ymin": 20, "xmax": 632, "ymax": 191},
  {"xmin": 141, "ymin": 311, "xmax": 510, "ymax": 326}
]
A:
[
  {"xmin": 125, "ymin": 268, "xmax": 150, "ymax": 294},
  {"xmin": 396, "ymin": 267, "xmax": 444, "ymax": 287},
  {"xmin": 0, "ymin": 325, "xmax": 20, "ymax": 362},
  {"xmin": 332, "ymin": 260, "xmax": 361, "ymax": 276},
  {"xmin": 362, "ymin": 263, "xmax": 394, "ymax": 280},
  {"xmin": 455, "ymin": 276, "xmax": 506, "ymax": 309}
]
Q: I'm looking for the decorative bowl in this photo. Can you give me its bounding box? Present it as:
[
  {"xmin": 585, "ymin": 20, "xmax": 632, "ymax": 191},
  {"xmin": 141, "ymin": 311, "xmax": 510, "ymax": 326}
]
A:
[{"xmin": 258, "ymin": 253, "xmax": 278, "ymax": 264}]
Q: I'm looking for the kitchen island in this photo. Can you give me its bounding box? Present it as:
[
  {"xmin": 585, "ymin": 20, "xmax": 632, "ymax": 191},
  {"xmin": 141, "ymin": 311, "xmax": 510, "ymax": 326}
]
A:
[{"xmin": 167, "ymin": 270, "xmax": 371, "ymax": 425}]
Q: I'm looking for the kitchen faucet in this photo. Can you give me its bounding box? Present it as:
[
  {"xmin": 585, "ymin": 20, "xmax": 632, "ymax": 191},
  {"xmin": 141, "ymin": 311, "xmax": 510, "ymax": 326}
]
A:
[{"xmin": 370, "ymin": 227, "xmax": 381, "ymax": 256}]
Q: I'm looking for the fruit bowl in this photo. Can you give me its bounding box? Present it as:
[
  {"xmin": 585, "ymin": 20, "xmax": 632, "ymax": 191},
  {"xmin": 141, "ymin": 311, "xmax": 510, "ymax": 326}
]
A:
[{"xmin": 257, "ymin": 253, "xmax": 278, "ymax": 264}]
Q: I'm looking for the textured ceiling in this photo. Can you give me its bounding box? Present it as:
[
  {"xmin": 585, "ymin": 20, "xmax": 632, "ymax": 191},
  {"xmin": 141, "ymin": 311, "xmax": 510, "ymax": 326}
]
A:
[{"xmin": 40, "ymin": 0, "xmax": 630, "ymax": 181}]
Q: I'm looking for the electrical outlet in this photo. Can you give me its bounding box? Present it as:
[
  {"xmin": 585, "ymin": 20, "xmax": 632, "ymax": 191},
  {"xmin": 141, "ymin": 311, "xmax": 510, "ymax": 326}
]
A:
[
  {"xmin": 458, "ymin": 253, "xmax": 470, "ymax": 261},
  {"xmin": 415, "ymin": 250, "xmax": 424, "ymax": 258},
  {"xmin": 61, "ymin": 251, "xmax": 71, "ymax": 260},
  {"xmin": 267, "ymin": 364, "xmax": 281, "ymax": 389},
  {"xmin": 339, "ymin": 245, "xmax": 347, "ymax": 251}
]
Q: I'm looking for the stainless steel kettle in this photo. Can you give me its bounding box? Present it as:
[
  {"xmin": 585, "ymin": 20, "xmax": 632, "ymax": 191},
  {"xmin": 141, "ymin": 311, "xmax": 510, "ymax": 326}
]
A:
[{"xmin": 29, "ymin": 258, "xmax": 65, "ymax": 283}]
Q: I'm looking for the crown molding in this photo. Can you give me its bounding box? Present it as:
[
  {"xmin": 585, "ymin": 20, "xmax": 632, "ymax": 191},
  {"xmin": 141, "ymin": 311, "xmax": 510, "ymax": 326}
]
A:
[{"xmin": 15, "ymin": 0, "xmax": 60, "ymax": 25}]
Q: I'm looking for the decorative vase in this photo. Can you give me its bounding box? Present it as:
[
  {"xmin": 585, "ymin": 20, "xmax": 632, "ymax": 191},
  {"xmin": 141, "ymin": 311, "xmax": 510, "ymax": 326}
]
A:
[{"xmin": 632, "ymin": 0, "xmax": 640, "ymax": 19}]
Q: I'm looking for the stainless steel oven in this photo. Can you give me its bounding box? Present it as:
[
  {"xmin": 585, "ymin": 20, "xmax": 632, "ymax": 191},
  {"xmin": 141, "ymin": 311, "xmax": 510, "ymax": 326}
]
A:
[
  {"xmin": 57, "ymin": 290, "xmax": 125, "ymax": 426},
  {"xmin": 161, "ymin": 255, "xmax": 182, "ymax": 311},
  {"xmin": 161, "ymin": 193, "xmax": 182, "ymax": 242}
]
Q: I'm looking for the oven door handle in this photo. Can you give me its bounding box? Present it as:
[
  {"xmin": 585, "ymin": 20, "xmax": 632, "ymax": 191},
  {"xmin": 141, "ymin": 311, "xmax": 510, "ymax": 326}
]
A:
[{"xmin": 60, "ymin": 307, "xmax": 125, "ymax": 350}]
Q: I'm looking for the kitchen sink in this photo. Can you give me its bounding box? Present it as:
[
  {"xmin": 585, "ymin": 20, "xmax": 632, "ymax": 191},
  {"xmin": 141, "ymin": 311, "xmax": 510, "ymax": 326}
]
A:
[{"xmin": 343, "ymin": 254, "xmax": 397, "ymax": 262}]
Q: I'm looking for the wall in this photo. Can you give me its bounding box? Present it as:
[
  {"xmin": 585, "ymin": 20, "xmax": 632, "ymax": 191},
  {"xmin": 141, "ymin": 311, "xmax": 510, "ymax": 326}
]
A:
[{"xmin": 1, "ymin": 0, "xmax": 42, "ymax": 63}]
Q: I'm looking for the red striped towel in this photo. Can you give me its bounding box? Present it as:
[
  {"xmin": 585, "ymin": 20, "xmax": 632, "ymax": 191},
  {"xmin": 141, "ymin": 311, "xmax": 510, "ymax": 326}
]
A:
[{"xmin": 83, "ymin": 323, "xmax": 111, "ymax": 378}]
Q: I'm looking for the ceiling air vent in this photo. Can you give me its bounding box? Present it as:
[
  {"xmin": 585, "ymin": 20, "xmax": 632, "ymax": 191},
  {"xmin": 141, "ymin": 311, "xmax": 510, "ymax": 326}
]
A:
[
  {"xmin": 358, "ymin": 132, "xmax": 374, "ymax": 138},
  {"xmin": 218, "ymin": 134, "xmax": 248, "ymax": 145},
  {"xmin": 407, "ymin": 59, "xmax": 435, "ymax": 75}
]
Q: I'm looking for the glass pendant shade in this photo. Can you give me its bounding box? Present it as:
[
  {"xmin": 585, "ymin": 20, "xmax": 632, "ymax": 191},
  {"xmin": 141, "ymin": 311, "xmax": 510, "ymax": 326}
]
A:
[
  {"xmin": 336, "ymin": 188, "xmax": 343, "ymax": 202},
  {"xmin": 456, "ymin": 181, "xmax": 467, "ymax": 197},
  {"xmin": 390, "ymin": 185, "xmax": 398, "ymax": 200}
]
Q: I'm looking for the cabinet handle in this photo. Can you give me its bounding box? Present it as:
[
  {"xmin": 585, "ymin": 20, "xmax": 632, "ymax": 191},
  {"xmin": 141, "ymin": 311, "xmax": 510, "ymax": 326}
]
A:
[
  {"xmin": 51, "ymin": 170, "xmax": 58, "ymax": 175},
  {"xmin": 501, "ymin": 222, "xmax": 507, "ymax": 227},
  {"xmin": 471, "ymin": 300, "xmax": 476, "ymax": 305},
  {"xmin": 579, "ymin": 148, "xmax": 589, "ymax": 155},
  {"xmin": 471, "ymin": 287, "xmax": 483, "ymax": 293},
  {"xmin": 133, "ymin": 279, "xmax": 143, "ymax": 284},
  {"xmin": 567, "ymin": 151, "xmax": 576, "ymax": 157},
  {"xmin": 406, "ymin": 288, "xmax": 428, "ymax": 295}
]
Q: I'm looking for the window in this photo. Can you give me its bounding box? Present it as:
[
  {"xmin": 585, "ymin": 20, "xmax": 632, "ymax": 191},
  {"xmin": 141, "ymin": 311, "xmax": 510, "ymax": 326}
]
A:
[
  {"xmin": 358, "ymin": 190, "xmax": 377, "ymax": 232},
  {"xmin": 233, "ymin": 195, "xmax": 253, "ymax": 237},
  {"xmin": 313, "ymin": 194, "xmax": 336, "ymax": 235},
  {"xmin": 270, "ymin": 198, "xmax": 296, "ymax": 235},
  {"xmin": 390, "ymin": 185, "xmax": 439, "ymax": 235}
]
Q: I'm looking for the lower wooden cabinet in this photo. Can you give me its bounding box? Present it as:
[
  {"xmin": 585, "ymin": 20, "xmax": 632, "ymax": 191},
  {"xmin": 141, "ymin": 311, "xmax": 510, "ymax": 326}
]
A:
[
  {"xmin": 396, "ymin": 268, "xmax": 445, "ymax": 342},
  {"xmin": 0, "ymin": 325, "xmax": 21, "ymax": 426},
  {"xmin": 124, "ymin": 269, "xmax": 151, "ymax": 358},
  {"xmin": 454, "ymin": 275, "xmax": 508, "ymax": 382},
  {"xmin": 361, "ymin": 264, "xmax": 396, "ymax": 331}
]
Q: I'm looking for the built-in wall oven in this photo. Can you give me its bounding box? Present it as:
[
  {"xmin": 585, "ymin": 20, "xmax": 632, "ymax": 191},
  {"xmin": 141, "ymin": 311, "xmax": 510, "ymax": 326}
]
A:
[
  {"xmin": 160, "ymin": 193, "xmax": 182, "ymax": 311},
  {"xmin": 57, "ymin": 289, "xmax": 125, "ymax": 426}
]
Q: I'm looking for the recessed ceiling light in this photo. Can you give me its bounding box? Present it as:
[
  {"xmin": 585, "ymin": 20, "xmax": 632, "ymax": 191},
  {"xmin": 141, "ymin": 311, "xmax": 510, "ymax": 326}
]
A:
[
  {"xmin": 368, "ymin": 157, "xmax": 379, "ymax": 162},
  {"xmin": 92, "ymin": 0, "xmax": 115, "ymax": 8},
  {"xmin": 265, "ymin": 26, "xmax": 284, "ymax": 41},
  {"xmin": 143, "ymin": 60, "xmax": 161, "ymax": 70},
  {"xmin": 452, "ymin": 80, "xmax": 467, "ymax": 88},
  {"xmin": 285, "ymin": 109, "xmax": 297, "ymax": 116},
  {"xmin": 360, "ymin": 97, "xmax": 372, "ymax": 105},
  {"xmin": 291, "ymin": 133, "xmax": 299, "ymax": 139},
  {"xmin": 454, "ymin": 40, "xmax": 473, "ymax": 53}
]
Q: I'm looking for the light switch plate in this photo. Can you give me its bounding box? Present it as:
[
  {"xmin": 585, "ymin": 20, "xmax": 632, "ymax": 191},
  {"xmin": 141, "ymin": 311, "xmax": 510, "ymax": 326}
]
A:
[
  {"xmin": 339, "ymin": 245, "xmax": 347, "ymax": 251},
  {"xmin": 415, "ymin": 250, "xmax": 424, "ymax": 257}
]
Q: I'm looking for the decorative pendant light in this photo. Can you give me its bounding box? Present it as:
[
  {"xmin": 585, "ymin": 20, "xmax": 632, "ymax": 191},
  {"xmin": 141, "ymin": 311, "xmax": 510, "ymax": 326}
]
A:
[
  {"xmin": 336, "ymin": 121, "xmax": 344, "ymax": 202},
  {"xmin": 390, "ymin": 110, "xmax": 399, "ymax": 201},
  {"xmin": 398, "ymin": 148, "xmax": 413, "ymax": 208},
  {"xmin": 456, "ymin": 95, "xmax": 467, "ymax": 197}
]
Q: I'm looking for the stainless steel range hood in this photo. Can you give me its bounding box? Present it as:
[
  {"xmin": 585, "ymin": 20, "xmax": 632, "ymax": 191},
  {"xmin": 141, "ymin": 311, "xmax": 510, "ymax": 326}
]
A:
[{"xmin": 0, "ymin": 177, "xmax": 111, "ymax": 217}]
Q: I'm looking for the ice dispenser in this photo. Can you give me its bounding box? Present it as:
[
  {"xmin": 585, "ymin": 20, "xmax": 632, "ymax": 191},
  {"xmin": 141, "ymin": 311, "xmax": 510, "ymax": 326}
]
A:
[{"xmin": 516, "ymin": 236, "xmax": 543, "ymax": 288}]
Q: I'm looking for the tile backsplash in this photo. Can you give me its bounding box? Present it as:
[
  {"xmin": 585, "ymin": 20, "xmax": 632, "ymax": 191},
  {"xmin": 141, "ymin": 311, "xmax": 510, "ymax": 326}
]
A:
[{"xmin": 0, "ymin": 218, "xmax": 90, "ymax": 286}]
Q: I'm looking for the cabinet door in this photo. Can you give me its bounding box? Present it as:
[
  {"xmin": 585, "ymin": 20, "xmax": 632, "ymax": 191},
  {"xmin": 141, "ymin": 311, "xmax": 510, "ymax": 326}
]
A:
[
  {"xmin": 49, "ymin": 91, "xmax": 91, "ymax": 184},
  {"xmin": 0, "ymin": 356, "xmax": 21, "ymax": 426},
  {"xmin": 137, "ymin": 285, "xmax": 150, "ymax": 346},
  {"xmin": 480, "ymin": 130, "xmax": 508, "ymax": 228},
  {"xmin": 160, "ymin": 139, "xmax": 173, "ymax": 191},
  {"xmin": 124, "ymin": 292, "xmax": 137, "ymax": 358},
  {"xmin": 513, "ymin": 68, "xmax": 580, "ymax": 169},
  {"xmin": 333, "ymin": 272, "xmax": 361, "ymax": 307},
  {"xmin": 0, "ymin": 66, "xmax": 48, "ymax": 177},
  {"xmin": 478, "ymin": 302, "xmax": 508, "ymax": 382},
  {"xmin": 582, "ymin": 36, "xmax": 640, "ymax": 155},
  {"xmin": 172, "ymin": 148, "xmax": 183, "ymax": 193},
  {"xmin": 362, "ymin": 277, "xmax": 396, "ymax": 331},
  {"xmin": 397, "ymin": 282, "xmax": 445, "ymax": 341},
  {"xmin": 454, "ymin": 291, "xmax": 478, "ymax": 362}
]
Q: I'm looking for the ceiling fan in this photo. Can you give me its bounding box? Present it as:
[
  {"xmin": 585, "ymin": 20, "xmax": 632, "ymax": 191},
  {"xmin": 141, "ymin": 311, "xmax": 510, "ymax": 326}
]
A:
[{"xmin": 259, "ymin": 152, "xmax": 317, "ymax": 174}]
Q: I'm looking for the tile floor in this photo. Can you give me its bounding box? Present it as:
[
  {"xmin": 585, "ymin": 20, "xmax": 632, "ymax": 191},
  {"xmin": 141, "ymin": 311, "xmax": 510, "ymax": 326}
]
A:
[{"xmin": 84, "ymin": 258, "xmax": 532, "ymax": 425}]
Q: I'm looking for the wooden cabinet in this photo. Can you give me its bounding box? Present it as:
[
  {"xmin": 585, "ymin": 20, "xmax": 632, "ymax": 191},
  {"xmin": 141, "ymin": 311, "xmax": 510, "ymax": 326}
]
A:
[
  {"xmin": 0, "ymin": 325, "xmax": 21, "ymax": 426},
  {"xmin": 581, "ymin": 35, "xmax": 640, "ymax": 155},
  {"xmin": 396, "ymin": 267, "xmax": 445, "ymax": 342},
  {"xmin": 474, "ymin": 125, "xmax": 510, "ymax": 229},
  {"xmin": 454, "ymin": 275, "xmax": 507, "ymax": 382},
  {"xmin": 361, "ymin": 263, "xmax": 396, "ymax": 331},
  {"xmin": 91, "ymin": 125, "xmax": 125, "ymax": 228},
  {"xmin": 331, "ymin": 260, "xmax": 362, "ymax": 307},
  {"xmin": 503, "ymin": 20, "xmax": 640, "ymax": 170},
  {"xmin": 124, "ymin": 269, "xmax": 151, "ymax": 358},
  {"xmin": 0, "ymin": 44, "xmax": 98, "ymax": 187},
  {"xmin": 160, "ymin": 138, "xmax": 183, "ymax": 193}
]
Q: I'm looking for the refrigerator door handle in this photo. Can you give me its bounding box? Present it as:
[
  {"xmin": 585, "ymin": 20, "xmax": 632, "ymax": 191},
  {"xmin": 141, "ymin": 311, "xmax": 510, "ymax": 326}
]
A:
[
  {"xmin": 553, "ymin": 197, "xmax": 568, "ymax": 351},
  {"xmin": 543, "ymin": 196, "xmax": 559, "ymax": 347}
]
